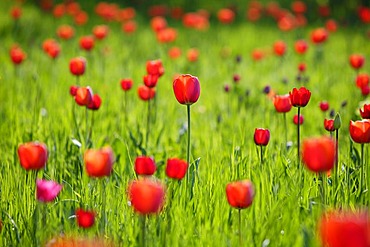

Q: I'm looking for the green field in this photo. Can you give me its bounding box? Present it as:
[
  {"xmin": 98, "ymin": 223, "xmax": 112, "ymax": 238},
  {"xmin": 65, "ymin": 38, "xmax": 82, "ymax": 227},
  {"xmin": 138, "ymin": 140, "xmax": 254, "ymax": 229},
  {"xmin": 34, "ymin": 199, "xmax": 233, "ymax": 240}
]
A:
[{"xmin": 0, "ymin": 1, "xmax": 369, "ymax": 246}]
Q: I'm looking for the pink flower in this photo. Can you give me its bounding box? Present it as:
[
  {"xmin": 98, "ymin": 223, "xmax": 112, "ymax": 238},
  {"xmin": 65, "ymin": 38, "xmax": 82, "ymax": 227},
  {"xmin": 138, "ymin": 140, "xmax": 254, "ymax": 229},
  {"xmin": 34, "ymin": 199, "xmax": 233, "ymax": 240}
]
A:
[{"xmin": 36, "ymin": 179, "xmax": 62, "ymax": 203}]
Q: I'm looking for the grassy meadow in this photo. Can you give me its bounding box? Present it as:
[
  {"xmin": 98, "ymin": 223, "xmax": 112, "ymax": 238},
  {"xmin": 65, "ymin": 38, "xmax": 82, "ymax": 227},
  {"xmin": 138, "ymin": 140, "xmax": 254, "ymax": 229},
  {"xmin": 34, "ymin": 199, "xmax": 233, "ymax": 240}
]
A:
[{"xmin": 0, "ymin": 1, "xmax": 369, "ymax": 246}]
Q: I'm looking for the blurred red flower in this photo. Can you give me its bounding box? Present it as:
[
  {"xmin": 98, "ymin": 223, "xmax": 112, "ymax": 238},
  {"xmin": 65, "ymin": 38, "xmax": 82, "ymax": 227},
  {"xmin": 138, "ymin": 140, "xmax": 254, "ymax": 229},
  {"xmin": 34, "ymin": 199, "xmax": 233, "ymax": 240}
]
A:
[
  {"xmin": 18, "ymin": 142, "xmax": 48, "ymax": 171},
  {"xmin": 93, "ymin": 25, "xmax": 109, "ymax": 40},
  {"xmin": 87, "ymin": 94, "xmax": 102, "ymax": 111},
  {"xmin": 138, "ymin": 85, "xmax": 156, "ymax": 101},
  {"xmin": 324, "ymin": 119, "xmax": 335, "ymax": 132},
  {"xmin": 134, "ymin": 156, "xmax": 156, "ymax": 176},
  {"xmin": 79, "ymin": 36, "xmax": 95, "ymax": 51},
  {"xmin": 319, "ymin": 101, "xmax": 329, "ymax": 112},
  {"xmin": 273, "ymin": 94, "xmax": 292, "ymax": 113},
  {"xmin": 302, "ymin": 136, "xmax": 335, "ymax": 172},
  {"xmin": 166, "ymin": 158, "xmax": 188, "ymax": 180},
  {"xmin": 273, "ymin": 40, "xmax": 286, "ymax": 56},
  {"xmin": 217, "ymin": 8, "xmax": 235, "ymax": 24},
  {"xmin": 120, "ymin": 79, "xmax": 133, "ymax": 91},
  {"xmin": 84, "ymin": 147, "xmax": 115, "ymax": 177},
  {"xmin": 311, "ymin": 28, "xmax": 329, "ymax": 44},
  {"xmin": 226, "ymin": 180, "xmax": 255, "ymax": 209},
  {"xmin": 76, "ymin": 209, "xmax": 95, "ymax": 228},
  {"xmin": 349, "ymin": 54, "xmax": 365, "ymax": 70},
  {"xmin": 69, "ymin": 57, "xmax": 86, "ymax": 76},
  {"xmin": 10, "ymin": 45, "xmax": 26, "ymax": 65},
  {"xmin": 57, "ymin": 25, "xmax": 75, "ymax": 40},
  {"xmin": 294, "ymin": 40, "xmax": 308, "ymax": 54},
  {"xmin": 75, "ymin": 86, "xmax": 93, "ymax": 106},
  {"xmin": 36, "ymin": 179, "xmax": 62, "ymax": 203}
]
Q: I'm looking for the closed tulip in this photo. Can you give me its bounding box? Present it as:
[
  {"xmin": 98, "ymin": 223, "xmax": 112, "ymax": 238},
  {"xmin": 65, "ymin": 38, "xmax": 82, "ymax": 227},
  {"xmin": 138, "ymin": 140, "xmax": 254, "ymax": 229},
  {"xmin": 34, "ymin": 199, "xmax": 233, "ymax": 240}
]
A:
[
  {"xmin": 146, "ymin": 60, "xmax": 164, "ymax": 77},
  {"xmin": 356, "ymin": 74, "xmax": 369, "ymax": 89},
  {"xmin": 70, "ymin": 85, "xmax": 78, "ymax": 96},
  {"xmin": 319, "ymin": 210, "xmax": 369, "ymax": 247},
  {"xmin": 87, "ymin": 94, "xmax": 102, "ymax": 110},
  {"xmin": 36, "ymin": 179, "xmax": 62, "ymax": 203},
  {"xmin": 320, "ymin": 101, "xmax": 329, "ymax": 112},
  {"xmin": 311, "ymin": 28, "xmax": 328, "ymax": 44},
  {"xmin": 10, "ymin": 45, "xmax": 26, "ymax": 65},
  {"xmin": 92, "ymin": 25, "xmax": 109, "ymax": 40},
  {"xmin": 273, "ymin": 94, "xmax": 292, "ymax": 113},
  {"xmin": 79, "ymin": 36, "xmax": 95, "ymax": 51},
  {"xmin": 349, "ymin": 120, "xmax": 370, "ymax": 144},
  {"xmin": 324, "ymin": 119, "xmax": 335, "ymax": 132},
  {"xmin": 173, "ymin": 74, "xmax": 200, "ymax": 105},
  {"xmin": 293, "ymin": 114, "xmax": 304, "ymax": 125},
  {"xmin": 69, "ymin": 57, "xmax": 86, "ymax": 76},
  {"xmin": 289, "ymin": 87, "xmax": 311, "ymax": 107},
  {"xmin": 76, "ymin": 209, "xmax": 95, "ymax": 228},
  {"xmin": 294, "ymin": 40, "xmax": 308, "ymax": 54},
  {"xmin": 273, "ymin": 40, "xmax": 286, "ymax": 56},
  {"xmin": 84, "ymin": 147, "xmax": 114, "ymax": 177},
  {"xmin": 360, "ymin": 104, "xmax": 370, "ymax": 119},
  {"xmin": 217, "ymin": 8, "xmax": 235, "ymax": 24},
  {"xmin": 42, "ymin": 39, "xmax": 60, "ymax": 59},
  {"xmin": 120, "ymin": 79, "xmax": 133, "ymax": 91},
  {"xmin": 143, "ymin": 74, "xmax": 159, "ymax": 88},
  {"xmin": 301, "ymin": 136, "xmax": 335, "ymax": 172},
  {"xmin": 134, "ymin": 156, "xmax": 156, "ymax": 176},
  {"xmin": 18, "ymin": 142, "xmax": 48, "ymax": 170},
  {"xmin": 254, "ymin": 128, "xmax": 270, "ymax": 146},
  {"xmin": 57, "ymin": 24, "xmax": 75, "ymax": 40},
  {"xmin": 75, "ymin": 86, "xmax": 93, "ymax": 106},
  {"xmin": 226, "ymin": 180, "xmax": 255, "ymax": 209},
  {"xmin": 138, "ymin": 85, "xmax": 156, "ymax": 101},
  {"xmin": 166, "ymin": 158, "xmax": 188, "ymax": 180},
  {"xmin": 128, "ymin": 179, "xmax": 165, "ymax": 214},
  {"xmin": 349, "ymin": 54, "xmax": 365, "ymax": 70}
]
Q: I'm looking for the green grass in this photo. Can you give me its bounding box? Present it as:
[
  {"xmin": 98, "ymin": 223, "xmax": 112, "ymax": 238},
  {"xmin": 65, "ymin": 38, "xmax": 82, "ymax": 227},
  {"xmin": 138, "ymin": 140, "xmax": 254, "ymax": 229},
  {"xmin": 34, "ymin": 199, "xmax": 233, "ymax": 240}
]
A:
[{"xmin": 0, "ymin": 2, "xmax": 369, "ymax": 246}]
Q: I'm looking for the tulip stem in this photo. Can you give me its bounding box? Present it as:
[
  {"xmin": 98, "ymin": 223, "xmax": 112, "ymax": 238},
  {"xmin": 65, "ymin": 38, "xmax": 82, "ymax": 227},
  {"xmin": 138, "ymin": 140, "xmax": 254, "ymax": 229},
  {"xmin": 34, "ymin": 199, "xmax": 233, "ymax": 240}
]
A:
[
  {"xmin": 283, "ymin": 113, "xmax": 287, "ymax": 149},
  {"xmin": 146, "ymin": 100, "xmax": 151, "ymax": 149},
  {"xmin": 320, "ymin": 172, "xmax": 326, "ymax": 209},
  {"xmin": 141, "ymin": 215, "xmax": 146, "ymax": 247},
  {"xmin": 260, "ymin": 145, "xmax": 263, "ymax": 164},
  {"xmin": 85, "ymin": 107, "xmax": 89, "ymax": 148},
  {"xmin": 186, "ymin": 104, "xmax": 191, "ymax": 181},
  {"xmin": 100, "ymin": 178, "xmax": 107, "ymax": 234},
  {"xmin": 238, "ymin": 208, "xmax": 242, "ymax": 246},
  {"xmin": 360, "ymin": 143, "xmax": 364, "ymax": 197},
  {"xmin": 297, "ymin": 107, "xmax": 301, "ymax": 165}
]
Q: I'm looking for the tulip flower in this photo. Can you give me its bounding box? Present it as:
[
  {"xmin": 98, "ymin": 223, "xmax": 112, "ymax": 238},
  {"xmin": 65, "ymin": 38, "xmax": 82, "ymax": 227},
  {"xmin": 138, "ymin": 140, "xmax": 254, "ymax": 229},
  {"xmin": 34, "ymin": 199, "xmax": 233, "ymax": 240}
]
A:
[
  {"xmin": 273, "ymin": 40, "xmax": 286, "ymax": 57},
  {"xmin": 217, "ymin": 8, "xmax": 235, "ymax": 24},
  {"xmin": 325, "ymin": 19, "xmax": 337, "ymax": 32},
  {"xmin": 302, "ymin": 137, "xmax": 335, "ymax": 173},
  {"xmin": 293, "ymin": 114, "xmax": 304, "ymax": 125},
  {"xmin": 138, "ymin": 85, "xmax": 156, "ymax": 101},
  {"xmin": 360, "ymin": 104, "xmax": 370, "ymax": 119},
  {"xmin": 226, "ymin": 180, "xmax": 255, "ymax": 245},
  {"xmin": 319, "ymin": 210, "xmax": 369, "ymax": 247},
  {"xmin": 134, "ymin": 156, "xmax": 156, "ymax": 176},
  {"xmin": 311, "ymin": 28, "xmax": 328, "ymax": 44},
  {"xmin": 150, "ymin": 16, "xmax": 167, "ymax": 32},
  {"xmin": 143, "ymin": 74, "xmax": 159, "ymax": 88},
  {"xmin": 36, "ymin": 179, "xmax": 62, "ymax": 203},
  {"xmin": 79, "ymin": 36, "xmax": 95, "ymax": 52},
  {"xmin": 289, "ymin": 87, "xmax": 311, "ymax": 162},
  {"xmin": 349, "ymin": 54, "xmax": 365, "ymax": 71},
  {"xmin": 74, "ymin": 86, "xmax": 93, "ymax": 106},
  {"xmin": 10, "ymin": 45, "xmax": 26, "ymax": 65},
  {"xmin": 319, "ymin": 101, "xmax": 329, "ymax": 112},
  {"xmin": 84, "ymin": 146, "xmax": 114, "ymax": 177},
  {"xmin": 87, "ymin": 94, "xmax": 102, "ymax": 111},
  {"xmin": 273, "ymin": 94, "xmax": 292, "ymax": 113},
  {"xmin": 324, "ymin": 119, "xmax": 335, "ymax": 132},
  {"xmin": 156, "ymin": 28, "xmax": 177, "ymax": 43},
  {"xmin": 168, "ymin": 47, "xmax": 181, "ymax": 59},
  {"xmin": 356, "ymin": 74, "xmax": 369, "ymax": 89},
  {"xmin": 294, "ymin": 40, "xmax": 308, "ymax": 55},
  {"xmin": 254, "ymin": 128, "xmax": 270, "ymax": 164},
  {"xmin": 69, "ymin": 57, "xmax": 86, "ymax": 84},
  {"xmin": 187, "ymin": 48, "xmax": 199, "ymax": 62},
  {"xmin": 122, "ymin": 20, "xmax": 137, "ymax": 34},
  {"xmin": 18, "ymin": 142, "xmax": 48, "ymax": 171},
  {"xmin": 173, "ymin": 74, "xmax": 200, "ymax": 186},
  {"xmin": 166, "ymin": 158, "xmax": 188, "ymax": 180},
  {"xmin": 146, "ymin": 60, "xmax": 164, "ymax": 77},
  {"xmin": 76, "ymin": 209, "xmax": 95, "ymax": 228},
  {"xmin": 42, "ymin": 39, "xmax": 61, "ymax": 59},
  {"xmin": 349, "ymin": 119, "xmax": 370, "ymax": 193},
  {"xmin": 120, "ymin": 79, "xmax": 133, "ymax": 91},
  {"xmin": 92, "ymin": 25, "xmax": 109, "ymax": 40},
  {"xmin": 56, "ymin": 24, "xmax": 75, "ymax": 40},
  {"xmin": 10, "ymin": 6, "xmax": 22, "ymax": 20}
]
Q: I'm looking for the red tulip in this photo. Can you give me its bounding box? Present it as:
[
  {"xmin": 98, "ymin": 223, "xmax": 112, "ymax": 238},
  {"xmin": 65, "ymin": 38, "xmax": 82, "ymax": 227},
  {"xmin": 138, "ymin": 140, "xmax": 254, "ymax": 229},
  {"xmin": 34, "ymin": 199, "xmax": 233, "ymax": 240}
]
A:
[
  {"xmin": 128, "ymin": 179, "xmax": 165, "ymax": 215},
  {"xmin": 53, "ymin": 4, "xmax": 65, "ymax": 18},
  {"xmin": 273, "ymin": 40, "xmax": 286, "ymax": 56},
  {"xmin": 10, "ymin": 45, "xmax": 26, "ymax": 65},
  {"xmin": 150, "ymin": 16, "xmax": 167, "ymax": 32},
  {"xmin": 273, "ymin": 94, "xmax": 292, "ymax": 113},
  {"xmin": 76, "ymin": 209, "xmax": 95, "ymax": 228},
  {"xmin": 92, "ymin": 25, "xmax": 109, "ymax": 40},
  {"xmin": 75, "ymin": 87, "xmax": 93, "ymax": 106},
  {"xmin": 349, "ymin": 120, "xmax": 370, "ymax": 144},
  {"xmin": 18, "ymin": 142, "xmax": 48, "ymax": 171},
  {"xmin": 138, "ymin": 85, "xmax": 156, "ymax": 101},
  {"xmin": 226, "ymin": 180, "xmax": 255, "ymax": 209},
  {"xmin": 42, "ymin": 39, "xmax": 61, "ymax": 59},
  {"xmin": 57, "ymin": 25, "xmax": 75, "ymax": 40},
  {"xmin": 289, "ymin": 87, "xmax": 311, "ymax": 107},
  {"xmin": 291, "ymin": 1, "xmax": 306, "ymax": 14},
  {"xmin": 166, "ymin": 158, "xmax": 188, "ymax": 180},
  {"xmin": 122, "ymin": 20, "xmax": 137, "ymax": 34},
  {"xmin": 217, "ymin": 8, "xmax": 235, "ymax": 24},
  {"xmin": 254, "ymin": 128, "xmax": 270, "ymax": 146},
  {"xmin": 87, "ymin": 94, "xmax": 102, "ymax": 110},
  {"xmin": 120, "ymin": 79, "xmax": 133, "ymax": 91},
  {"xmin": 79, "ymin": 36, "xmax": 95, "ymax": 51},
  {"xmin": 74, "ymin": 11, "xmax": 89, "ymax": 26},
  {"xmin": 134, "ymin": 156, "xmax": 156, "ymax": 176},
  {"xmin": 146, "ymin": 60, "xmax": 164, "ymax": 77},
  {"xmin": 84, "ymin": 147, "xmax": 114, "ymax": 177},
  {"xmin": 320, "ymin": 101, "xmax": 329, "ymax": 112},
  {"xmin": 143, "ymin": 74, "xmax": 159, "ymax": 88},
  {"xmin": 324, "ymin": 119, "xmax": 335, "ymax": 132},
  {"xmin": 293, "ymin": 114, "xmax": 304, "ymax": 125},
  {"xmin": 251, "ymin": 49, "xmax": 265, "ymax": 61},
  {"xmin": 356, "ymin": 74, "xmax": 369, "ymax": 89},
  {"xmin": 319, "ymin": 210, "xmax": 370, "ymax": 247},
  {"xmin": 187, "ymin": 48, "xmax": 199, "ymax": 62},
  {"xmin": 360, "ymin": 104, "xmax": 370, "ymax": 119},
  {"xmin": 173, "ymin": 74, "xmax": 200, "ymax": 105},
  {"xmin": 294, "ymin": 40, "xmax": 308, "ymax": 54},
  {"xmin": 311, "ymin": 28, "xmax": 328, "ymax": 44},
  {"xmin": 349, "ymin": 54, "xmax": 365, "ymax": 70},
  {"xmin": 233, "ymin": 74, "xmax": 241, "ymax": 83},
  {"xmin": 298, "ymin": 63, "xmax": 306, "ymax": 72},
  {"xmin": 301, "ymin": 136, "xmax": 335, "ymax": 172},
  {"xmin": 157, "ymin": 28, "xmax": 177, "ymax": 43},
  {"xmin": 69, "ymin": 57, "xmax": 86, "ymax": 76},
  {"xmin": 117, "ymin": 7, "xmax": 136, "ymax": 21},
  {"xmin": 36, "ymin": 179, "xmax": 63, "ymax": 203},
  {"xmin": 168, "ymin": 47, "xmax": 181, "ymax": 59},
  {"xmin": 325, "ymin": 19, "xmax": 337, "ymax": 32},
  {"xmin": 11, "ymin": 6, "xmax": 22, "ymax": 20},
  {"xmin": 70, "ymin": 85, "xmax": 79, "ymax": 96},
  {"xmin": 361, "ymin": 85, "xmax": 370, "ymax": 96}
]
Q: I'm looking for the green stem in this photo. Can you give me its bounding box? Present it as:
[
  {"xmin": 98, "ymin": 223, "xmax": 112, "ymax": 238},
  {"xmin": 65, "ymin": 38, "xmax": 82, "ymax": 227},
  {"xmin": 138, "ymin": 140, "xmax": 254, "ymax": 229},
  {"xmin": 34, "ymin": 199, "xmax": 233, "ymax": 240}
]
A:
[
  {"xmin": 297, "ymin": 107, "xmax": 301, "ymax": 165},
  {"xmin": 146, "ymin": 100, "xmax": 151, "ymax": 149},
  {"xmin": 85, "ymin": 107, "xmax": 89, "ymax": 148},
  {"xmin": 283, "ymin": 112, "xmax": 287, "ymax": 149},
  {"xmin": 320, "ymin": 173, "xmax": 326, "ymax": 209},
  {"xmin": 238, "ymin": 208, "xmax": 242, "ymax": 246},
  {"xmin": 360, "ymin": 143, "xmax": 364, "ymax": 197},
  {"xmin": 186, "ymin": 104, "xmax": 191, "ymax": 180},
  {"xmin": 100, "ymin": 178, "xmax": 107, "ymax": 234},
  {"xmin": 141, "ymin": 215, "xmax": 146, "ymax": 247},
  {"xmin": 260, "ymin": 145, "xmax": 263, "ymax": 165},
  {"xmin": 124, "ymin": 91, "xmax": 128, "ymax": 125}
]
